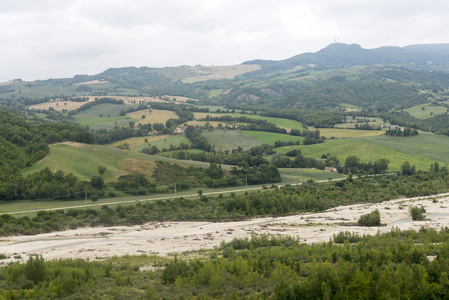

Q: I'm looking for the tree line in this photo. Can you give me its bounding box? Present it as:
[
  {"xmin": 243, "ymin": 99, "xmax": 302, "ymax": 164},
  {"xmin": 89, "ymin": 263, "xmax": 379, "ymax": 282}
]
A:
[{"xmin": 2, "ymin": 225, "xmax": 449, "ymax": 298}]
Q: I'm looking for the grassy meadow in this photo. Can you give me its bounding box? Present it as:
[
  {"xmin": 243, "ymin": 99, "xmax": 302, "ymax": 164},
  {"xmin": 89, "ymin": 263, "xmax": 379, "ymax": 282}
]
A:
[
  {"xmin": 201, "ymin": 130, "xmax": 263, "ymax": 151},
  {"xmin": 182, "ymin": 64, "xmax": 261, "ymax": 83},
  {"xmin": 23, "ymin": 142, "xmax": 214, "ymax": 182},
  {"xmin": 73, "ymin": 103, "xmax": 140, "ymax": 129},
  {"xmin": 279, "ymin": 168, "xmax": 345, "ymax": 184},
  {"xmin": 277, "ymin": 134, "xmax": 449, "ymax": 171},
  {"xmin": 244, "ymin": 131, "xmax": 304, "ymax": 144},
  {"xmin": 405, "ymin": 103, "xmax": 448, "ymax": 119},
  {"xmin": 128, "ymin": 109, "xmax": 178, "ymax": 126},
  {"xmin": 193, "ymin": 112, "xmax": 304, "ymax": 130}
]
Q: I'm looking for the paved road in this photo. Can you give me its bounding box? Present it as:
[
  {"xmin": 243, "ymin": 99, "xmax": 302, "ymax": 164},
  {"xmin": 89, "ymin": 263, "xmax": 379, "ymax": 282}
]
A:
[{"xmin": 3, "ymin": 178, "xmax": 347, "ymax": 216}]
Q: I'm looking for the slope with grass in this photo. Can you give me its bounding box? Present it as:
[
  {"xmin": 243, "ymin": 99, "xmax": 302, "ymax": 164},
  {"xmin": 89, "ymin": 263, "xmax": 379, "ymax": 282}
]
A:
[
  {"xmin": 357, "ymin": 134, "xmax": 449, "ymax": 164},
  {"xmin": 244, "ymin": 131, "xmax": 304, "ymax": 144},
  {"xmin": 313, "ymin": 127, "xmax": 384, "ymax": 138},
  {"xmin": 127, "ymin": 109, "xmax": 178, "ymax": 126},
  {"xmin": 201, "ymin": 130, "xmax": 263, "ymax": 151},
  {"xmin": 405, "ymin": 103, "xmax": 448, "ymax": 119},
  {"xmin": 194, "ymin": 112, "xmax": 304, "ymax": 130},
  {"xmin": 276, "ymin": 136, "xmax": 443, "ymax": 171},
  {"xmin": 22, "ymin": 142, "xmax": 214, "ymax": 182},
  {"xmin": 279, "ymin": 168, "xmax": 345, "ymax": 184},
  {"xmin": 73, "ymin": 103, "xmax": 140, "ymax": 129}
]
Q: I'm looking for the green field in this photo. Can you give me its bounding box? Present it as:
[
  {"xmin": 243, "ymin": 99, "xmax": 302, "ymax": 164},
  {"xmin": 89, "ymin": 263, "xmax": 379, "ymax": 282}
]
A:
[
  {"xmin": 23, "ymin": 143, "xmax": 215, "ymax": 182},
  {"xmin": 405, "ymin": 103, "xmax": 448, "ymax": 119},
  {"xmin": 73, "ymin": 103, "xmax": 140, "ymax": 129},
  {"xmin": 276, "ymin": 134, "xmax": 449, "ymax": 171},
  {"xmin": 279, "ymin": 168, "xmax": 345, "ymax": 184},
  {"xmin": 202, "ymin": 130, "xmax": 263, "ymax": 151},
  {"xmin": 194, "ymin": 112, "xmax": 304, "ymax": 130},
  {"xmin": 132, "ymin": 135, "xmax": 192, "ymax": 152},
  {"xmin": 244, "ymin": 131, "xmax": 304, "ymax": 144},
  {"xmin": 357, "ymin": 134, "xmax": 449, "ymax": 163}
]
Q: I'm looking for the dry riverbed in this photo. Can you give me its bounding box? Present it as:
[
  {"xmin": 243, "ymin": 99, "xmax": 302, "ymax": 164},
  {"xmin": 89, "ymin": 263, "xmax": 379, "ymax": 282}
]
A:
[{"xmin": 1, "ymin": 194, "xmax": 449, "ymax": 264}]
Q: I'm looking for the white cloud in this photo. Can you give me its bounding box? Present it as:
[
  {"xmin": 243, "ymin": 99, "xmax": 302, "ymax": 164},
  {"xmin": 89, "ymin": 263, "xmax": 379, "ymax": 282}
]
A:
[{"xmin": 0, "ymin": 0, "xmax": 448, "ymax": 82}]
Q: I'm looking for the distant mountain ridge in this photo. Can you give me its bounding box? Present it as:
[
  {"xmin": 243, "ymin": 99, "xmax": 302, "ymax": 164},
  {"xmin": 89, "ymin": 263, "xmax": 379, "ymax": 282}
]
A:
[
  {"xmin": 3, "ymin": 42, "xmax": 449, "ymax": 112},
  {"xmin": 243, "ymin": 43, "xmax": 449, "ymax": 73}
]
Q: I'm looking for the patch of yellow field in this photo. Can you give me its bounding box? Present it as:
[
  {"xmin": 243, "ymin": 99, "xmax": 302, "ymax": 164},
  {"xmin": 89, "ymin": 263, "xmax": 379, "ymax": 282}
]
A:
[
  {"xmin": 127, "ymin": 109, "xmax": 178, "ymax": 126},
  {"xmin": 186, "ymin": 121, "xmax": 226, "ymax": 127},
  {"xmin": 28, "ymin": 99, "xmax": 96, "ymax": 111},
  {"xmin": 314, "ymin": 128, "xmax": 384, "ymax": 139},
  {"xmin": 160, "ymin": 95, "xmax": 197, "ymax": 102},
  {"xmin": 73, "ymin": 80, "xmax": 109, "ymax": 85},
  {"xmin": 81, "ymin": 95, "xmax": 196, "ymax": 104},
  {"xmin": 182, "ymin": 64, "xmax": 261, "ymax": 83},
  {"xmin": 118, "ymin": 159, "xmax": 157, "ymax": 179},
  {"xmin": 193, "ymin": 112, "xmax": 229, "ymax": 119}
]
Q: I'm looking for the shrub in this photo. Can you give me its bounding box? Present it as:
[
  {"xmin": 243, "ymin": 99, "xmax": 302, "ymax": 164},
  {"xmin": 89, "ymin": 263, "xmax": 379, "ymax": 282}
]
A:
[
  {"xmin": 358, "ymin": 209, "xmax": 381, "ymax": 226},
  {"xmin": 410, "ymin": 206, "xmax": 425, "ymax": 221}
]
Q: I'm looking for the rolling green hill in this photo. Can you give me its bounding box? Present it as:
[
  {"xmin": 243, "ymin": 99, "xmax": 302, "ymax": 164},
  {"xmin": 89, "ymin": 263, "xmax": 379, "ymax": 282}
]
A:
[
  {"xmin": 201, "ymin": 130, "xmax": 263, "ymax": 151},
  {"xmin": 23, "ymin": 142, "xmax": 215, "ymax": 182},
  {"xmin": 3, "ymin": 43, "xmax": 449, "ymax": 113},
  {"xmin": 277, "ymin": 134, "xmax": 449, "ymax": 171}
]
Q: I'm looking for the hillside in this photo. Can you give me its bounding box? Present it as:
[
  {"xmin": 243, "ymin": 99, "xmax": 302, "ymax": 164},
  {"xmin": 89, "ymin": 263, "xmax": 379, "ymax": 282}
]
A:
[{"xmin": 2, "ymin": 43, "xmax": 449, "ymax": 112}]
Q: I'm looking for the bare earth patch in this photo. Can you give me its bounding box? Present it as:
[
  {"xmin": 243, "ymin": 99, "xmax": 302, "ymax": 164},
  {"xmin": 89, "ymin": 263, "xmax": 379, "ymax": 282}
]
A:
[
  {"xmin": 118, "ymin": 159, "xmax": 157, "ymax": 178},
  {"xmin": 1, "ymin": 194, "xmax": 449, "ymax": 264}
]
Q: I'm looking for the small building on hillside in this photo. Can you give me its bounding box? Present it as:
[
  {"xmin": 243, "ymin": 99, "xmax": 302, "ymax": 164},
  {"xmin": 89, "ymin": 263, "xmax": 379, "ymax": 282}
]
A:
[
  {"xmin": 324, "ymin": 167, "xmax": 338, "ymax": 172},
  {"xmin": 173, "ymin": 127, "xmax": 185, "ymax": 135}
]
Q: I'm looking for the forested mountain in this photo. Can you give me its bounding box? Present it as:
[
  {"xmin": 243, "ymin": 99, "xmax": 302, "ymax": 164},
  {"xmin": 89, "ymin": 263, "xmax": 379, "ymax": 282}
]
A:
[
  {"xmin": 2, "ymin": 43, "xmax": 449, "ymax": 111},
  {"xmin": 243, "ymin": 43, "xmax": 449, "ymax": 73}
]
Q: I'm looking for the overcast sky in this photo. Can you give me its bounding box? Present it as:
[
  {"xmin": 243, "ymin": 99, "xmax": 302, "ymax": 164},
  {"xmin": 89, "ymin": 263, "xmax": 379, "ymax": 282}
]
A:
[{"xmin": 1, "ymin": 0, "xmax": 448, "ymax": 82}]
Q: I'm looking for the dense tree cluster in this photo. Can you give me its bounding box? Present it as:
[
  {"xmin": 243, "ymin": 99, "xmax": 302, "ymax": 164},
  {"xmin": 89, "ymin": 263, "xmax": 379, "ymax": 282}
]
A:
[
  {"xmin": 167, "ymin": 144, "xmax": 274, "ymax": 167},
  {"xmin": 344, "ymin": 155, "xmax": 390, "ymax": 174},
  {"xmin": 200, "ymin": 115, "xmax": 288, "ymax": 134},
  {"xmin": 1, "ymin": 168, "xmax": 89, "ymax": 201},
  {"xmin": 93, "ymin": 125, "xmax": 152, "ymax": 144},
  {"xmin": 3, "ymin": 228, "xmax": 449, "ymax": 298},
  {"xmin": 185, "ymin": 126, "xmax": 212, "ymax": 151},
  {"xmin": 1, "ymin": 168, "xmax": 449, "ymax": 236},
  {"xmin": 261, "ymin": 109, "xmax": 346, "ymax": 128},
  {"xmin": 0, "ymin": 110, "xmax": 95, "ymax": 195},
  {"xmin": 385, "ymin": 127, "xmax": 419, "ymax": 136}
]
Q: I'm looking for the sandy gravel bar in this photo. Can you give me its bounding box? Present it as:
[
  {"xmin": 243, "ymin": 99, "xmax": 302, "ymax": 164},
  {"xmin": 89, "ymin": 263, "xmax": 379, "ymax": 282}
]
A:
[{"xmin": 1, "ymin": 194, "xmax": 449, "ymax": 264}]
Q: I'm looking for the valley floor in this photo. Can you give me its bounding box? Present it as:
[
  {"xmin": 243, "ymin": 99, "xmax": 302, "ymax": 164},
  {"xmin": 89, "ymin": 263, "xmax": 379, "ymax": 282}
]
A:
[{"xmin": 2, "ymin": 193, "xmax": 449, "ymax": 265}]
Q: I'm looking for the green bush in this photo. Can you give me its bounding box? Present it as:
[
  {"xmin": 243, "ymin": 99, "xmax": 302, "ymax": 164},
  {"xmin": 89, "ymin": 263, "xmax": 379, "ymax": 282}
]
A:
[
  {"xmin": 410, "ymin": 206, "xmax": 425, "ymax": 221},
  {"xmin": 357, "ymin": 209, "xmax": 381, "ymax": 226}
]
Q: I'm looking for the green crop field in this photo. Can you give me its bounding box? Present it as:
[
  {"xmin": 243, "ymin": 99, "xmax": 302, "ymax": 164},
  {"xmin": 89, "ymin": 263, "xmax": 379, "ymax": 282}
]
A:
[
  {"xmin": 244, "ymin": 131, "xmax": 304, "ymax": 144},
  {"xmin": 202, "ymin": 130, "xmax": 263, "ymax": 151},
  {"xmin": 405, "ymin": 103, "xmax": 448, "ymax": 119},
  {"xmin": 73, "ymin": 103, "xmax": 141, "ymax": 129},
  {"xmin": 194, "ymin": 112, "xmax": 304, "ymax": 130},
  {"xmin": 276, "ymin": 134, "xmax": 448, "ymax": 171},
  {"xmin": 357, "ymin": 134, "xmax": 449, "ymax": 163}
]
